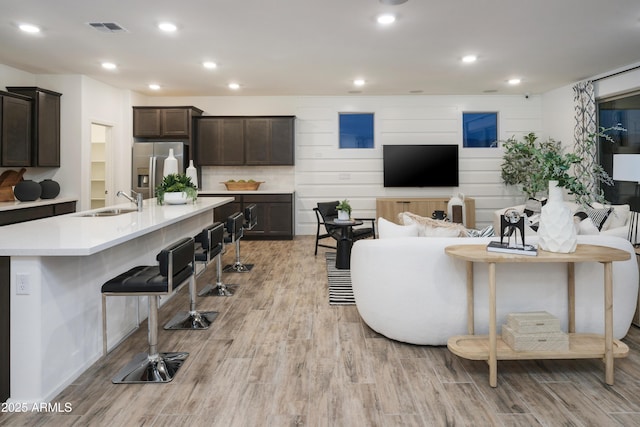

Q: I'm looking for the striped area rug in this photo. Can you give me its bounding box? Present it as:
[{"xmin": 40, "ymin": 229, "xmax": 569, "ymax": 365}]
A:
[{"xmin": 325, "ymin": 252, "xmax": 355, "ymax": 305}]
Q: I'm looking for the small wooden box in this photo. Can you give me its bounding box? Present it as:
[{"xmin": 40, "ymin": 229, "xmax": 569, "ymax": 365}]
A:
[
  {"xmin": 506, "ymin": 311, "xmax": 561, "ymax": 334},
  {"xmin": 502, "ymin": 325, "xmax": 569, "ymax": 352}
]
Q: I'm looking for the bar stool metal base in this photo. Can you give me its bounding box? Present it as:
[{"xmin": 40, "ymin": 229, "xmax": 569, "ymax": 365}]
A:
[
  {"xmin": 111, "ymin": 351, "xmax": 189, "ymax": 384},
  {"xmin": 223, "ymin": 262, "xmax": 254, "ymax": 273},
  {"xmin": 198, "ymin": 283, "xmax": 238, "ymax": 297},
  {"xmin": 164, "ymin": 310, "xmax": 218, "ymax": 330}
]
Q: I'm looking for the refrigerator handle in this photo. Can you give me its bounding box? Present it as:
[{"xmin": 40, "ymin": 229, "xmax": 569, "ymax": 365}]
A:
[{"xmin": 149, "ymin": 156, "xmax": 156, "ymax": 198}]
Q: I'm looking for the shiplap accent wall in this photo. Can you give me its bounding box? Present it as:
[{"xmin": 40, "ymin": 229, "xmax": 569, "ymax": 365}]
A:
[
  {"xmin": 141, "ymin": 94, "xmax": 543, "ymax": 235},
  {"xmin": 293, "ymin": 95, "xmax": 541, "ymax": 235}
]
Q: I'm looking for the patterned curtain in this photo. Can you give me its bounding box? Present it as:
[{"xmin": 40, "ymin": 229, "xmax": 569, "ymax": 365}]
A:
[{"xmin": 573, "ymin": 81, "xmax": 597, "ymax": 203}]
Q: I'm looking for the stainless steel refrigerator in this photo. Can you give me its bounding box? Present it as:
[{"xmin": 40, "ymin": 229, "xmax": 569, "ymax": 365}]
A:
[{"xmin": 132, "ymin": 142, "xmax": 188, "ymax": 199}]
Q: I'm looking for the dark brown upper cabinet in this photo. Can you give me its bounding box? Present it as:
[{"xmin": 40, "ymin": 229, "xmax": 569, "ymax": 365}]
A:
[
  {"xmin": 0, "ymin": 91, "xmax": 32, "ymax": 167},
  {"xmin": 194, "ymin": 116, "xmax": 294, "ymax": 166},
  {"xmin": 7, "ymin": 87, "xmax": 62, "ymax": 167},
  {"xmin": 194, "ymin": 117, "xmax": 245, "ymax": 166},
  {"xmin": 245, "ymin": 117, "xmax": 294, "ymax": 165},
  {"xmin": 133, "ymin": 106, "xmax": 203, "ymax": 139}
]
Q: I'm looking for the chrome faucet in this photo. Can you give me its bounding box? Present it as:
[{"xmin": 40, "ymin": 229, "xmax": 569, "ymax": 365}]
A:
[{"xmin": 117, "ymin": 190, "xmax": 143, "ymax": 212}]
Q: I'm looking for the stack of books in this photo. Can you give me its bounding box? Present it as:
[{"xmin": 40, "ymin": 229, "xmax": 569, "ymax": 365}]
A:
[{"xmin": 486, "ymin": 241, "xmax": 538, "ymax": 256}]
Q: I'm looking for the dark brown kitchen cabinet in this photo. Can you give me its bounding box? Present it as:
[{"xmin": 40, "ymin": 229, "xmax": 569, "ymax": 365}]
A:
[
  {"xmin": 194, "ymin": 116, "xmax": 295, "ymax": 166},
  {"xmin": 0, "ymin": 91, "xmax": 31, "ymax": 167},
  {"xmin": 202, "ymin": 193, "xmax": 294, "ymax": 240},
  {"xmin": 194, "ymin": 117, "xmax": 245, "ymax": 165},
  {"xmin": 133, "ymin": 106, "xmax": 203, "ymax": 139},
  {"xmin": 245, "ymin": 117, "xmax": 294, "ymax": 165},
  {"xmin": 6, "ymin": 87, "xmax": 62, "ymax": 167}
]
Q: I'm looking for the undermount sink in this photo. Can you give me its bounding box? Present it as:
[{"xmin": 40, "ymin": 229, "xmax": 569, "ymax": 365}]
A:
[{"xmin": 79, "ymin": 208, "xmax": 138, "ymax": 217}]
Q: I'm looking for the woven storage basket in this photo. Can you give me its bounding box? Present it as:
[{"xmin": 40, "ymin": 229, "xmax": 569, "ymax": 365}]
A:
[
  {"xmin": 502, "ymin": 325, "xmax": 569, "ymax": 352},
  {"xmin": 506, "ymin": 311, "xmax": 561, "ymax": 334},
  {"xmin": 221, "ymin": 181, "xmax": 264, "ymax": 191}
]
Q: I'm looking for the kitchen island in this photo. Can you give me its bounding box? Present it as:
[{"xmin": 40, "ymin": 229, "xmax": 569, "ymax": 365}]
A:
[{"xmin": 0, "ymin": 196, "xmax": 233, "ymax": 404}]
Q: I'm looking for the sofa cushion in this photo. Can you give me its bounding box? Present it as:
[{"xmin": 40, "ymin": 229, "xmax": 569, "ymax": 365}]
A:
[
  {"xmin": 377, "ymin": 217, "xmax": 419, "ymax": 239},
  {"xmin": 399, "ymin": 212, "xmax": 468, "ymax": 237}
]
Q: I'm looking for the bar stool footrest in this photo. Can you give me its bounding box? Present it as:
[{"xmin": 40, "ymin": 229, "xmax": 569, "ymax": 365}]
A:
[
  {"xmin": 164, "ymin": 310, "xmax": 218, "ymax": 330},
  {"xmin": 112, "ymin": 351, "xmax": 189, "ymax": 384},
  {"xmin": 223, "ymin": 263, "xmax": 253, "ymax": 273},
  {"xmin": 199, "ymin": 283, "xmax": 238, "ymax": 297}
]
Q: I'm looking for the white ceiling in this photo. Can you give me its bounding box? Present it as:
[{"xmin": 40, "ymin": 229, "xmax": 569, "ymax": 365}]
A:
[{"xmin": 1, "ymin": 0, "xmax": 639, "ymax": 97}]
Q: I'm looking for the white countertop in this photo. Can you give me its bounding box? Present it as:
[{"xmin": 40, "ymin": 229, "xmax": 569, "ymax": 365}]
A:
[
  {"xmin": 0, "ymin": 196, "xmax": 233, "ymax": 256},
  {"xmin": 0, "ymin": 196, "xmax": 78, "ymax": 212}
]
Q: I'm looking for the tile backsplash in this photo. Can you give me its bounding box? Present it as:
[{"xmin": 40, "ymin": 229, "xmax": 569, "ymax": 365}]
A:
[{"xmin": 200, "ymin": 166, "xmax": 295, "ymax": 192}]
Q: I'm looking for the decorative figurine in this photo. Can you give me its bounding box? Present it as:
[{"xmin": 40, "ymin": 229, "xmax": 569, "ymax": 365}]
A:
[{"xmin": 500, "ymin": 209, "xmax": 526, "ymax": 247}]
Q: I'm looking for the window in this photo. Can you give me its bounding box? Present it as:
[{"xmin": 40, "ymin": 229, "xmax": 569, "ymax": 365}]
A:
[
  {"xmin": 339, "ymin": 113, "xmax": 374, "ymax": 148},
  {"xmin": 462, "ymin": 112, "xmax": 498, "ymax": 148},
  {"xmin": 597, "ymin": 91, "xmax": 640, "ymax": 204}
]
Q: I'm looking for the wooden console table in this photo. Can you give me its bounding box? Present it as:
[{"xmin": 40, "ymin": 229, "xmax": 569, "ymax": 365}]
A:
[
  {"xmin": 376, "ymin": 197, "xmax": 475, "ymax": 229},
  {"xmin": 444, "ymin": 243, "xmax": 630, "ymax": 387}
]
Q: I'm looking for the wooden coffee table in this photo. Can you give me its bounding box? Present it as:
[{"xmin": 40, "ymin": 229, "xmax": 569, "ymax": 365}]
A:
[{"xmin": 445, "ymin": 243, "xmax": 630, "ymax": 387}]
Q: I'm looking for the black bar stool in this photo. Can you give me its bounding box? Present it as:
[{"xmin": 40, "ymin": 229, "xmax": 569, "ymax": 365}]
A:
[
  {"xmin": 222, "ymin": 210, "xmax": 254, "ymax": 272},
  {"xmin": 196, "ymin": 222, "xmax": 238, "ymax": 296},
  {"xmin": 101, "ymin": 237, "xmax": 194, "ymax": 384}
]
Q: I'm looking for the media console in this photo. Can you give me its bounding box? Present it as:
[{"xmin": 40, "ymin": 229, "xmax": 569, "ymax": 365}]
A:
[{"xmin": 376, "ymin": 197, "xmax": 476, "ymax": 229}]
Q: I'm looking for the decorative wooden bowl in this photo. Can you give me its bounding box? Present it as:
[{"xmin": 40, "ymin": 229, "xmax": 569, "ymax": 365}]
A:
[{"xmin": 221, "ymin": 181, "xmax": 264, "ymax": 191}]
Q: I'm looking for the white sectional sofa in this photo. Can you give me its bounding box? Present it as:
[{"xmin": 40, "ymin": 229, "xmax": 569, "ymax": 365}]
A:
[{"xmin": 350, "ymin": 234, "xmax": 638, "ymax": 345}]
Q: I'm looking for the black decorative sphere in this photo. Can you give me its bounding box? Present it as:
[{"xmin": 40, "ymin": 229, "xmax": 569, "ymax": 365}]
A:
[
  {"xmin": 39, "ymin": 179, "xmax": 60, "ymax": 199},
  {"xmin": 14, "ymin": 180, "xmax": 42, "ymax": 201}
]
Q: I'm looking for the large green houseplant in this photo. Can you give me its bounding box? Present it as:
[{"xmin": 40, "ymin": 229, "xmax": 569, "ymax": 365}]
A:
[
  {"xmin": 155, "ymin": 173, "xmax": 198, "ymax": 205},
  {"xmin": 501, "ymin": 127, "xmax": 622, "ymax": 205}
]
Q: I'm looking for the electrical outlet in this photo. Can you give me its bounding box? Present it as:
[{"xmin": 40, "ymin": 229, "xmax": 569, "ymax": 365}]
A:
[{"xmin": 16, "ymin": 273, "xmax": 30, "ymax": 295}]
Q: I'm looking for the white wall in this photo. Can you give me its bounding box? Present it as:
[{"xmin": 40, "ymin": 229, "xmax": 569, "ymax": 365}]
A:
[
  {"xmin": 143, "ymin": 94, "xmax": 542, "ymax": 232},
  {"xmin": 0, "ymin": 64, "xmax": 135, "ymax": 211}
]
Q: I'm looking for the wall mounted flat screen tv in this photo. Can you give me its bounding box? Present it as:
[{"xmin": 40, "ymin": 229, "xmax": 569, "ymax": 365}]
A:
[{"xmin": 383, "ymin": 144, "xmax": 459, "ymax": 187}]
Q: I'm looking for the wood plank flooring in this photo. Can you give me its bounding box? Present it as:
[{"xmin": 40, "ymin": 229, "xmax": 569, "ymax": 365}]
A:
[{"xmin": 2, "ymin": 236, "xmax": 640, "ymax": 426}]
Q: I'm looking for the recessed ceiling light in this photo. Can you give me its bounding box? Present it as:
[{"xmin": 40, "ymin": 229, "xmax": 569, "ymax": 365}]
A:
[
  {"xmin": 148, "ymin": 84, "xmax": 161, "ymax": 90},
  {"xmin": 158, "ymin": 22, "xmax": 177, "ymax": 32},
  {"xmin": 462, "ymin": 55, "xmax": 477, "ymax": 63},
  {"xmin": 508, "ymin": 78, "xmax": 521, "ymax": 85},
  {"xmin": 101, "ymin": 62, "xmax": 117, "ymax": 70},
  {"xmin": 203, "ymin": 61, "xmax": 217, "ymax": 69},
  {"xmin": 19, "ymin": 23, "xmax": 40, "ymax": 33},
  {"xmin": 377, "ymin": 14, "xmax": 396, "ymax": 25},
  {"xmin": 228, "ymin": 83, "xmax": 240, "ymax": 90},
  {"xmin": 353, "ymin": 79, "xmax": 366, "ymax": 86}
]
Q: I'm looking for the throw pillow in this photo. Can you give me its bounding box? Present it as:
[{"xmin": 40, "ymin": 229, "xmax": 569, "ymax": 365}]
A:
[
  {"xmin": 399, "ymin": 212, "xmax": 468, "ymax": 237},
  {"xmin": 582, "ymin": 207, "xmax": 613, "ymax": 231},
  {"xmin": 591, "ymin": 203, "xmax": 630, "ymax": 231},
  {"xmin": 523, "ymin": 198, "xmax": 547, "ymax": 217},
  {"xmin": 573, "ymin": 211, "xmax": 600, "ymax": 235},
  {"xmin": 377, "ymin": 217, "xmax": 419, "ymax": 239}
]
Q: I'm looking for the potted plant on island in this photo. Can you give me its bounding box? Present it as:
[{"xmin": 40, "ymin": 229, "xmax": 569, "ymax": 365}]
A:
[
  {"xmin": 156, "ymin": 173, "xmax": 198, "ymax": 205},
  {"xmin": 336, "ymin": 199, "xmax": 352, "ymax": 221}
]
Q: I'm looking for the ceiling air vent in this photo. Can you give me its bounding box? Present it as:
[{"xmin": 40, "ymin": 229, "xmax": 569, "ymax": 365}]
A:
[{"xmin": 88, "ymin": 22, "xmax": 128, "ymax": 33}]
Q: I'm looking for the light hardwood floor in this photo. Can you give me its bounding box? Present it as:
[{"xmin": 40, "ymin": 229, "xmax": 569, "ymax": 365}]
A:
[{"xmin": 2, "ymin": 236, "xmax": 640, "ymax": 426}]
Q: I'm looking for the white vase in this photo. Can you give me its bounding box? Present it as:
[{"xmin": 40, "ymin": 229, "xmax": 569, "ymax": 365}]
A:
[
  {"xmin": 186, "ymin": 160, "xmax": 198, "ymax": 187},
  {"xmin": 337, "ymin": 210, "xmax": 350, "ymax": 220},
  {"xmin": 537, "ymin": 180, "xmax": 577, "ymax": 253},
  {"xmin": 163, "ymin": 148, "xmax": 178, "ymax": 177}
]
